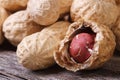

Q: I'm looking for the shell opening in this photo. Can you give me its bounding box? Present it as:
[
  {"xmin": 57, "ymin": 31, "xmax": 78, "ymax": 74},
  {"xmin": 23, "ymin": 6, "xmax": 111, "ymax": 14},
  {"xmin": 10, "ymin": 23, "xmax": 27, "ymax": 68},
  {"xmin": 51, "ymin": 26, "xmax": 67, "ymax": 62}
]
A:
[{"xmin": 68, "ymin": 26, "xmax": 96, "ymax": 63}]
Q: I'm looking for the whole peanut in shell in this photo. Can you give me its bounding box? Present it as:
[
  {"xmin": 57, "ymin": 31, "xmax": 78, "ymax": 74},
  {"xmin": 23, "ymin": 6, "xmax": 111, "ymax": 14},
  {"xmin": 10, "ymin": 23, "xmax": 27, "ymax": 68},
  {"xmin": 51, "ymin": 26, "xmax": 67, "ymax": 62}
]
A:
[
  {"xmin": 27, "ymin": 0, "xmax": 60, "ymax": 26},
  {"xmin": 0, "ymin": 0, "xmax": 28, "ymax": 12},
  {"xmin": 71, "ymin": 0, "xmax": 119, "ymax": 28},
  {"xmin": 0, "ymin": 7, "xmax": 9, "ymax": 44},
  {"xmin": 16, "ymin": 21, "xmax": 70, "ymax": 70},
  {"xmin": 3, "ymin": 11, "xmax": 43, "ymax": 46}
]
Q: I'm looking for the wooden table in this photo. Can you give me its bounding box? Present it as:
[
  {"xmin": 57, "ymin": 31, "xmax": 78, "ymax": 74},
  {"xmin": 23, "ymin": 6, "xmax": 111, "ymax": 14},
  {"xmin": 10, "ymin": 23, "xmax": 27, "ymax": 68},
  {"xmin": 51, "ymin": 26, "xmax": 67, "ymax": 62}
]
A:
[{"xmin": 0, "ymin": 41, "xmax": 120, "ymax": 80}]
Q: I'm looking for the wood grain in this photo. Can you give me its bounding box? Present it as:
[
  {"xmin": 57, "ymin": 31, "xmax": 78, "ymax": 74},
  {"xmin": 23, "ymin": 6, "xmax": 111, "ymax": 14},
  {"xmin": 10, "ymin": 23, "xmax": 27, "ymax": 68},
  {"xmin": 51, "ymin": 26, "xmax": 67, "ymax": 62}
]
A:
[{"xmin": 0, "ymin": 41, "xmax": 120, "ymax": 80}]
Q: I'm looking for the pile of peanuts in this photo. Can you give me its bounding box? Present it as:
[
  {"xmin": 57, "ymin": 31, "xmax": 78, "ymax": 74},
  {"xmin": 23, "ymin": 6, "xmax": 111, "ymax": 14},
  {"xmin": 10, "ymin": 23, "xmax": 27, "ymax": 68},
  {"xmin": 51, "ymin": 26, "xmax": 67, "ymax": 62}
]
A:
[{"xmin": 0, "ymin": 0, "xmax": 120, "ymax": 72}]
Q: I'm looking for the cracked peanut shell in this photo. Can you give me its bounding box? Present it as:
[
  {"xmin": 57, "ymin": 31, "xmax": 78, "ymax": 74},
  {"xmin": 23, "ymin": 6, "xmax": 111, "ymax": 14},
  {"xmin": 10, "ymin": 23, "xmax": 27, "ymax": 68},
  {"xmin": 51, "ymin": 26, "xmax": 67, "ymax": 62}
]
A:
[
  {"xmin": 16, "ymin": 21, "xmax": 70, "ymax": 70},
  {"xmin": 0, "ymin": 0, "xmax": 28, "ymax": 12},
  {"xmin": 71, "ymin": 0, "xmax": 119, "ymax": 28},
  {"xmin": 0, "ymin": 7, "xmax": 9, "ymax": 44},
  {"xmin": 54, "ymin": 20, "xmax": 116, "ymax": 72},
  {"xmin": 3, "ymin": 10, "xmax": 43, "ymax": 46},
  {"xmin": 27, "ymin": 0, "xmax": 60, "ymax": 26}
]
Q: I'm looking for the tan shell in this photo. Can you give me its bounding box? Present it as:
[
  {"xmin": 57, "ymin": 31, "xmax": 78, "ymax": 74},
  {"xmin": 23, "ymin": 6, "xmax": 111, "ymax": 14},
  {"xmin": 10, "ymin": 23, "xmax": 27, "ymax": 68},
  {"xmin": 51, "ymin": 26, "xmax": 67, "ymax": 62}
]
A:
[
  {"xmin": 54, "ymin": 20, "xmax": 116, "ymax": 72},
  {"xmin": 16, "ymin": 21, "xmax": 70, "ymax": 70},
  {"xmin": 0, "ymin": 0, "xmax": 28, "ymax": 12},
  {"xmin": 3, "ymin": 11, "xmax": 43, "ymax": 46},
  {"xmin": 71, "ymin": 0, "xmax": 119, "ymax": 28},
  {"xmin": 118, "ymin": 5, "xmax": 120, "ymax": 16},
  {"xmin": 27, "ymin": 0, "xmax": 60, "ymax": 26},
  {"xmin": 58, "ymin": 0, "xmax": 73, "ymax": 15},
  {"xmin": 0, "ymin": 7, "xmax": 9, "ymax": 44},
  {"xmin": 112, "ymin": 17, "xmax": 120, "ymax": 51}
]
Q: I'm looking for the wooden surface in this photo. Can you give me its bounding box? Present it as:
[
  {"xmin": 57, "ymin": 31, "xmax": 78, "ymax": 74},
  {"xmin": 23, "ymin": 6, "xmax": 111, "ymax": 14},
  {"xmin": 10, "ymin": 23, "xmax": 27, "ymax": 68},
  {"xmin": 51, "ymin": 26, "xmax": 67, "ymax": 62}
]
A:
[{"xmin": 0, "ymin": 41, "xmax": 120, "ymax": 80}]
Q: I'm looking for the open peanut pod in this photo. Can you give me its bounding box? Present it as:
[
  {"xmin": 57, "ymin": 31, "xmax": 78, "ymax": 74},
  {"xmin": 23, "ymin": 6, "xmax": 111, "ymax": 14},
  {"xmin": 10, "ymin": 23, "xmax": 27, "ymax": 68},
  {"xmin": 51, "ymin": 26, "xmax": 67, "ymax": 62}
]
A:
[
  {"xmin": 17, "ymin": 21, "xmax": 70, "ymax": 70},
  {"xmin": 112, "ymin": 17, "xmax": 120, "ymax": 51},
  {"xmin": 54, "ymin": 20, "xmax": 116, "ymax": 72}
]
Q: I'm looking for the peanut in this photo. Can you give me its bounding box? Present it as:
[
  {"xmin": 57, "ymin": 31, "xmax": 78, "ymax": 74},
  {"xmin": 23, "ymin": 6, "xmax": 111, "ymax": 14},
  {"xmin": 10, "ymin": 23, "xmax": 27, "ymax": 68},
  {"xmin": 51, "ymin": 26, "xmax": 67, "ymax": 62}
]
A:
[
  {"xmin": 3, "ymin": 10, "xmax": 43, "ymax": 46},
  {"xmin": 54, "ymin": 21, "xmax": 116, "ymax": 72},
  {"xmin": 69, "ymin": 33, "xmax": 95, "ymax": 63},
  {"xmin": 27, "ymin": 0, "xmax": 60, "ymax": 26},
  {"xmin": 71, "ymin": 0, "xmax": 119, "ymax": 28},
  {"xmin": 17, "ymin": 21, "xmax": 70, "ymax": 70},
  {"xmin": 0, "ymin": 0, "xmax": 28, "ymax": 12}
]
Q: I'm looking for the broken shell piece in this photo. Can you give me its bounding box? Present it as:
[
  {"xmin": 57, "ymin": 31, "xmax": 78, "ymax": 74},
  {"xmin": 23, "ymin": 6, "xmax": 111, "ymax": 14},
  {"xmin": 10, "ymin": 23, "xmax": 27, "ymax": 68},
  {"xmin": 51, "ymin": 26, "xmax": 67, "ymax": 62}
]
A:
[
  {"xmin": 71, "ymin": 0, "xmax": 119, "ymax": 28},
  {"xmin": 17, "ymin": 21, "xmax": 70, "ymax": 70},
  {"xmin": 54, "ymin": 20, "xmax": 116, "ymax": 72}
]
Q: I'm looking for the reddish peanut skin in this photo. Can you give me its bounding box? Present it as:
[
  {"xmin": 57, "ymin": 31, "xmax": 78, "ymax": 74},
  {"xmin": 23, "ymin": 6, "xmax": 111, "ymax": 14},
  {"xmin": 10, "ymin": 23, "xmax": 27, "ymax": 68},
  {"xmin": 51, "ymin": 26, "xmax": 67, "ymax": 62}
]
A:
[{"xmin": 69, "ymin": 33, "xmax": 95, "ymax": 63}]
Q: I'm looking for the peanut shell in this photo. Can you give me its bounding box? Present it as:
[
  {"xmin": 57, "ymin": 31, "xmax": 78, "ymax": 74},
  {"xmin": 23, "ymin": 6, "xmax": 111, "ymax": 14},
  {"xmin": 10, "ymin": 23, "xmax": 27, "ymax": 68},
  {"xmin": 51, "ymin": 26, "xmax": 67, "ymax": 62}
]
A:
[
  {"xmin": 54, "ymin": 20, "xmax": 116, "ymax": 72},
  {"xmin": 118, "ymin": 4, "xmax": 120, "ymax": 16},
  {"xmin": 58, "ymin": 0, "xmax": 73, "ymax": 15},
  {"xmin": 16, "ymin": 21, "xmax": 70, "ymax": 70},
  {"xmin": 0, "ymin": 7, "xmax": 9, "ymax": 44},
  {"xmin": 27, "ymin": 0, "xmax": 60, "ymax": 26},
  {"xmin": 0, "ymin": 0, "xmax": 28, "ymax": 12},
  {"xmin": 3, "ymin": 11, "xmax": 43, "ymax": 46},
  {"xmin": 71, "ymin": 0, "xmax": 119, "ymax": 28}
]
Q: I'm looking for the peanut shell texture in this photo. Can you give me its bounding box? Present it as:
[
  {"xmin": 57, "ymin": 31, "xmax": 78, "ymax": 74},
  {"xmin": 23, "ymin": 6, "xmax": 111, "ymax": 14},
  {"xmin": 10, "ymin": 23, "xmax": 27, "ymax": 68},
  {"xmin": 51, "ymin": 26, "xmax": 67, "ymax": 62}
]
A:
[
  {"xmin": 0, "ymin": 0, "xmax": 28, "ymax": 12},
  {"xmin": 27, "ymin": 0, "xmax": 60, "ymax": 26},
  {"xmin": 58, "ymin": 0, "xmax": 73, "ymax": 15},
  {"xmin": 16, "ymin": 21, "xmax": 70, "ymax": 70},
  {"xmin": 71, "ymin": 0, "xmax": 119, "ymax": 28},
  {"xmin": 54, "ymin": 20, "xmax": 116, "ymax": 72},
  {"xmin": 3, "ymin": 11, "xmax": 43, "ymax": 46}
]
